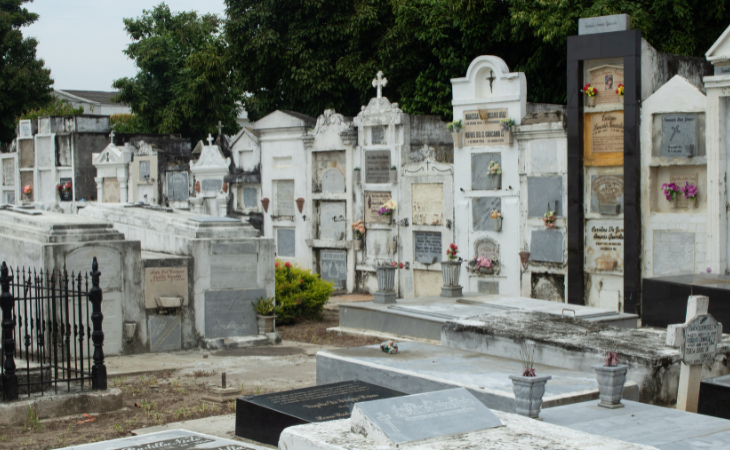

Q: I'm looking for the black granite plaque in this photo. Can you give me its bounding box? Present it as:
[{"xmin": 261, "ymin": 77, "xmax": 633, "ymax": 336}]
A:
[
  {"xmin": 699, "ymin": 374, "xmax": 730, "ymax": 420},
  {"xmin": 642, "ymin": 274, "xmax": 730, "ymax": 327},
  {"xmin": 235, "ymin": 381, "xmax": 405, "ymax": 446},
  {"xmin": 59, "ymin": 177, "xmax": 72, "ymax": 202}
]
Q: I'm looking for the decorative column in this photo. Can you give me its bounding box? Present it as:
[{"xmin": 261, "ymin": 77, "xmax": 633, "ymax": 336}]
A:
[
  {"xmin": 89, "ymin": 257, "xmax": 107, "ymax": 390},
  {"xmin": 1, "ymin": 262, "xmax": 18, "ymax": 400},
  {"xmin": 94, "ymin": 177, "xmax": 103, "ymax": 203}
]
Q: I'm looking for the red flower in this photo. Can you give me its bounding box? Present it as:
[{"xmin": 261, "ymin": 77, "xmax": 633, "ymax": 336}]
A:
[
  {"xmin": 449, "ymin": 243, "xmax": 457, "ymax": 250},
  {"xmin": 275, "ymin": 262, "xmax": 280, "ymax": 269},
  {"xmin": 300, "ymin": 279, "xmax": 304, "ymax": 283},
  {"xmin": 399, "ymin": 262, "xmax": 404, "ymax": 269},
  {"xmin": 284, "ymin": 261, "xmax": 292, "ymax": 268},
  {"xmin": 391, "ymin": 262, "xmax": 397, "ymax": 267}
]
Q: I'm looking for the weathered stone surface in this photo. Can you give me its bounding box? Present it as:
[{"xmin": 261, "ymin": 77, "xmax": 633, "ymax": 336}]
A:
[
  {"xmin": 243, "ymin": 187, "xmax": 257, "ymax": 208},
  {"xmin": 211, "ymin": 243, "xmax": 258, "ymax": 290},
  {"xmin": 103, "ymin": 178, "xmax": 121, "ymax": 203},
  {"xmin": 204, "ymin": 288, "xmax": 263, "ymax": 339},
  {"xmin": 661, "ymin": 114, "xmax": 698, "ymax": 157},
  {"xmin": 365, "ymin": 150, "xmax": 391, "ymax": 184},
  {"xmin": 148, "ymin": 315, "xmax": 181, "ymax": 352},
  {"xmin": 364, "ymin": 191, "xmax": 392, "ymax": 224},
  {"xmin": 528, "ymin": 177, "xmax": 563, "ymax": 217},
  {"xmin": 586, "ymin": 220, "xmax": 623, "ymax": 273},
  {"xmin": 275, "ymin": 180, "xmax": 295, "ymax": 216},
  {"xmin": 371, "ymin": 126, "xmax": 386, "ymax": 145},
  {"xmin": 591, "ymin": 175, "xmax": 623, "ymax": 214},
  {"xmin": 414, "ymin": 231, "xmax": 442, "ymax": 264},
  {"xmin": 321, "ymin": 250, "xmax": 347, "ymax": 289},
  {"xmin": 653, "ymin": 231, "xmax": 695, "ymax": 276},
  {"xmin": 463, "ymin": 109, "xmax": 510, "ymax": 146},
  {"xmin": 531, "ymin": 229, "xmax": 563, "ymax": 263},
  {"xmin": 471, "ymin": 153, "xmax": 501, "ymax": 190},
  {"xmin": 166, "ymin": 172, "xmax": 189, "ymax": 201},
  {"xmin": 144, "ymin": 266, "xmax": 188, "ymax": 308},
  {"xmin": 472, "ymin": 197, "xmax": 501, "ymax": 231},
  {"xmin": 319, "ymin": 202, "xmax": 346, "ymax": 240},
  {"xmin": 478, "ymin": 280, "xmax": 499, "ymax": 294},
  {"xmin": 321, "ymin": 168, "xmax": 345, "ymax": 193},
  {"xmin": 67, "ymin": 429, "xmax": 255, "ymax": 450},
  {"xmin": 3, "ymin": 159, "xmax": 15, "ymax": 187},
  {"xmin": 412, "ymin": 183, "xmax": 444, "ymax": 226},
  {"xmin": 277, "ymin": 228, "xmax": 296, "ymax": 257},
  {"xmin": 530, "ymin": 140, "xmax": 559, "ymax": 174}
]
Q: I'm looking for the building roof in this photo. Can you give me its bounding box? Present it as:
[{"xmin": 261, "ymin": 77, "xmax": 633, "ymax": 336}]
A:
[
  {"xmin": 60, "ymin": 90, "xmax": 123, "ymax": 105},
  {"xmin": 281, "ymin": 110, "xmax": 317, "ymax": 127}
]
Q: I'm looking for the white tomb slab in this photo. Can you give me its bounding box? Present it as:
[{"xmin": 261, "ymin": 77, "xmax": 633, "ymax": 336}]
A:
[{"xmin": 66, "ymin": 429, "xmax": 265, "ymax": 450}]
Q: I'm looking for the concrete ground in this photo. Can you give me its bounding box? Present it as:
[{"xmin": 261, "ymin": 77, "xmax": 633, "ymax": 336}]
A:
[{"xmin": 325, "ymin": 293, "xmax": 374, "ymax": 310}]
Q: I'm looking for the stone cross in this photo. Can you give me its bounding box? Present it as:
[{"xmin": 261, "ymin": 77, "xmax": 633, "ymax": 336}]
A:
[
  {"xmin": 217, "ymin": 121, "xmax": 224, "ymax": 136},
  {"xmin": 207, "ymin": 134, "xmax": 214, "ymax": 146},
  {"xmin": 372, "ymin": 71, "xmax": 388, "ymax": 99},
  {"xmin": 109, "ymin": 130, "xmax": 115, "ymax": 144},
  {"xmin": 486, "ymin": 70, "xmax": 496, "ymax": 93}
]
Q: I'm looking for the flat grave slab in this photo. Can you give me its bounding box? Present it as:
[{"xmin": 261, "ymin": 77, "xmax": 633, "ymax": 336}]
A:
[
  {"xmin": 235, "ymin": 380, "xmax": 405, "ymax": 446},
  {"xmin": 316, "ymin": 341, "xmax": 634, "ymax": 413},
  {"xmin": 67, "ymin": 429, "xmax": 263, "ymax": 450},
  {"xmin": 643, "ymin": 274, "xmax": 730, "ymax": 328},
  {"xmin": 699, "ymin": 374, "xmax": 730, "ymax": 420},
  {"xmin": 541, "ymin": 399, "xmax": 730, "ymax": 449}
]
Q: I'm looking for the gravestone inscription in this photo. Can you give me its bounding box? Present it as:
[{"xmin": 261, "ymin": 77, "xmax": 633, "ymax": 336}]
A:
[
  {"xmin": 103, "ymin": 178, "xmax": 121, "ymax": 203},
  {"xmin": 204, "ymin": 288, "xmax": 263, "ymax": 339},
  {"xmin": 365, "ymin": 150, "xmax": 391, "ymax": 184},
  {"xmin": 715, "ymin": 65, "xmax": 730, "ymax": 76},
  {"xmin": 662, "ymin": 114, "xmax": 698, "ymax": 157},
  {"xmin": 319, "ymin": 202, "xmax": 346, "ymax": 240},
  {"xmin": 591, "ymin": 175, "xmax": 623, "ymax": 214},
  {"xmin": 201, "ymin": 178, "xmax": 223, "ymax": 192},
  {"xmin": 590, "ymin": 112, "xmax": 624, "ymax": 153},
  {"xmin": 463, "ymin": 110, "xmax": 510, "ymax": 146},
  {"xmin": 167, "ymin": 172, "xmax": 189, "ymax": 201},
  {"xmin": 276, "ymin": 181, "xmax": 295, "ymax": 216},
  {"xmin": 235, "ymin": 381, "xmax": 405, "ymax": 446},
  {"xmin": 277, "ymin": 228, "xmax": 296, "ymax": 257},
  {"xmin": 472, "ymin": 197, "xmax": 501, "ymax": 231},
  {"xmin": 144, "ymin": 266, "xmax": 188, "ymax": 308},
  {"xmin": 321, "ymin": 168, "xmax": 345, "ymax": 193},
  {"xmin": 414, "ymin": 231, "xmax": 442, "ymax": 264},
  {"xmin": 682, "ymin": 314, "xmax": 721, "ymax": 365},
  {"xmin": 579, "ymin": 14, "xmax": 630, "ymax": 35},
  {"xmin": 412, "ymin": 183, "xmax": 443, "ymax": 226},
  {"xmin": 471, "ymin": 153, "xmax": 501, "ymax": 190},
  {"xmin": 653, "ymin": 231, "xmax": 695, "ymax": 276},
  {"xmin": 669, "ymin": 173, "xmax": 698, "ymax": 208},
  {"xmin": 528, "ymin": 177, "xmax": 562, "ymax": 217},
  {"xmin": 585, "ymin": 219, "xmax": 624, "ymax": 273},
  {"xmin": 351, "ymin": 388, "xmax": 503, "ymax": 445},
  {"xmin": 588, "ymin": 66, "xmax": 624, "ymax": 105},
  {"xmin": 364, "ymin": 191, "xmax": 392, "ymax": 224},
  {"xmin": 320, "ymin": 250, "xmax": 347, "ymax": 289},
  {"xmin": 531, "ymin": 229, "xmax": 563, "ymax": 263}
]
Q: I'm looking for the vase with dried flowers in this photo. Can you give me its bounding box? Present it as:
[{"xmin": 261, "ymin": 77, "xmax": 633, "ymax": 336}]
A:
[
  {"xmin": 509, "ymin": 342, "xmax": 552, "ymax": 419},
  {"xmin": 351, "ymin": 220, "xmax": 366, "ymax": 250},
  {"xmin": 490, "ymin": 210, "xmax": 502, "ymax": 231},
  {"xmin": 592, "ymin": 342, "xmax": 628, "ymax": 408}
]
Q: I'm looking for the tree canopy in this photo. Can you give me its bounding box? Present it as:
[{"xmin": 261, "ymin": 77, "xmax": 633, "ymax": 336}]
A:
[
  {"xmin": 0, "ymin": 0, "xmax": 53, "ymax": 143},
  {"xmin": 113, "ymin": 4, "xmax": 241, "ymax": 143},
  {"xmin": 225, "ymin": 0, "xmax": 730, "ymax": 121}
]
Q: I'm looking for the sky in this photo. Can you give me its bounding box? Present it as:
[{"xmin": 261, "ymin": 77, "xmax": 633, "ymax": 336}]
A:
[{"xmin": 25, "ymin": 0, "xmax": 226, "ymax": 92}]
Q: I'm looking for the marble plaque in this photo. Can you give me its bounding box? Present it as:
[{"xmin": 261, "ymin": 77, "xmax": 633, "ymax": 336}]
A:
[
  {"xmin": 167, "ymin": 172, "xmax": 189, "ymax": 201},
  {"xmin": 591, "ymin": 175, "xmax": 623, "ymax": 214},
  {"xmin": 2, "ymin": 159, "xmax": 14, "ymax": 187},
  {"xmin": 475, "ymin": 239, "xmax": 499, "ymax": 262},
  {"xmin": 144, "ymin": 267, "xmax": 188, "ymax": 309},
  {"xmin": 365, "ymin": 150, "xmax": 391, "ymax": 184},
  {"xmin": 531, "ymin": 229, "xmax": 563, "ymax": 263},
  {"xmin": 471, "ymin": 153, "xmax": 502, "ymax": 190},
  {"xmin": 364, "ymin": 191, "xmax": 392, "ymax": 224},
  {"xmin": 243, "ymin": 186, "xmax": 257, "ymax": 208},
  {"xmin": 320, "ymin": 250, "xmax": 347, "ymax": 289},
  {"xmin": 715, "ymin": 65, "xmax": 730, "ymax": 76},
  {"xmin": 275, "ymin": 180, "xmax": 295, "ymax": 216},
  {"xmin": 585, "ymin": 219, "xmax": 624, "ymax": 273},
  {"xmin": 38, "ymin": 169, "xmax": 53, "ymax": 202},
  {"xmin": 319, "ymin": 202, "xmax": 346, "ymax": 240},
  {"xmin": 211, "ymin": 243, "xmax": 258, "ymax": 290},
  {"xmin": 478, "ymin": 280, "xmax": 499, "ymax": 294},
  {"xmin": 653, "ymin": 231, "xmax": 695, "ymax": 276},
  {"xmin": 662, "ymin": 114, "xmax": 698, "ymax": 157},
  {"xmin": 19, "ymin": 139, "xmax": 34, "ymax": 168},
  {"xmin": 4, "ymin": 191, "xmax": 15, "ymax": 204},
  {"xmin": 201, "ymin": 178, "xmax": 223, "ymax": 192},
  {"xmin": 530, "ymin": 139, "xmax": 558, "ymax": 173},
  {"xmin": 66, "ymin": 429, "xmax": 250, "ymax": 450},
  {"xmin": 579, "ymin": 14, "xmax": 630, "ymax": 35},
  {"xmin": 682, "ymin": 315, "xmax": 721, "ymax": 365},
  {"xmin": 590, "ymin": 112, "xmax": 624, "ymax": 153},
  {"xmin": 414, "ymin": 231, "xmax": 442, "ymax": 264},
  {"xmin": 204, "ymin": 288, "xmax": 263, "ymax": 339},
  {"xmin": 412, "ymin": 183, "xmax": 443, "ymax": 226},
  {"xmin": 321, "ymin": 168, "xmax": 345, "ymax": 193},
  {"xmin": 528, "ymin": 177, "xmax": 562, "ymax": 217},
  {"xmin": 57, "ymin": 135, "xmax": 72, "ymax": 167},
  {"xmin": 277, "ymin": 228, "xmax": 296, "ymax": 257},
  {"xmin": 670, "ymin": 173, "xmax": 699, "ymax": 208},
  {"xmin": 463, "ymin": 110, "xmax": 510, "ymax": 146},
  {"xmin": 365, "ymin": 229, "xmax": 391, "ymax": 260},
  {"xmin": 352, "ymin": 388, "xmax": 503, "ymax": 445},
  {"xmin": 139, "ymin": 161, "xmax": 151, "ymax": 180},
  {"xmin": 18, "ymin": 120, "xmax": 32, "ymax": 139},
  {"xmin": 588, "ymin": 66, "xmax": 624, "ymax": 105},
  {"xmin": 103, "ymin": 178, "xmax": 121, "ymax": 203},
  {"xmin": 472, "ymin": 197, "xmax": 501, "ymax": 231},
  {"xmin": 371, "ymin": 126, "xmax": 386, "ymax": 145},
  {"xmin": 148, "ymin": 315, "xmax": 181, "ymax": 352}
]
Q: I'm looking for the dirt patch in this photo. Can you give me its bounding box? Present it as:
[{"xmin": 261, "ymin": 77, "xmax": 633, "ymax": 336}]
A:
[{"xmin": 278, "ymin": 309, "xmax": 381, "ymax": 348}]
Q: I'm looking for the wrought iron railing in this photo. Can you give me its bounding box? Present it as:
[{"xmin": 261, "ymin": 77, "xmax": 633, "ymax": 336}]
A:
[{"xmin": 1, "ymin": 257, "xmax": 106, "ymax": 401}]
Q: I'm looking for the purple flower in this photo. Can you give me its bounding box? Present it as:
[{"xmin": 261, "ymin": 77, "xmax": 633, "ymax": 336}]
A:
[
  {"xmin": 706, "ymin": 267, "xmax": 712, "ymax": 273},
  {"xmin": 681, "ymin": 181, "xmax": 698, "ymax": 200}
]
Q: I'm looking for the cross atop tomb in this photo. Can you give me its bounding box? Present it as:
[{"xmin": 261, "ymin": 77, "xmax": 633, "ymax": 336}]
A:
[
  {"xmin": 109, "ymin": 130, "xmax": 115, "ymax": 144},
  {"xmin": 216, "ymin": 121, "xmax": 224, "ymax": 136},
  {"xmin": 486, "ymin": 70, "xmax": 496, "ymax": 93},
  {"xmin": 372, "ymin": 71, "xmax": 388, "ymax": 99},
  {"xmin": 207, "ymin": 133, "xmax": 214, "ymax": 146}
]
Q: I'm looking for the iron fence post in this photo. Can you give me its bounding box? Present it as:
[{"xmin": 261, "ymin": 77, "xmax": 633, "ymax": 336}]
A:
[
  {"xmin": 89, "ymin": 258, "xmax": 106, "ymax": 390},
  {"xmin": 1, "ymin": 262, "xmax": 18, "ymax": 400}
]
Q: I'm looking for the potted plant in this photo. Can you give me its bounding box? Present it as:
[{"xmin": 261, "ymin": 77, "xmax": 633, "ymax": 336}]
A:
[
  {"xmin": 487, "ymin": 161, "xmax": 502, "ymax": 189},
  {"xmin": 252, "ymin": 296, "xmax": 282, "ymax": 335},
  {"xmin": 681, "ymin": 181, "xmax": 698, "ymax": 208},
  {"xmin": 662, "ymin": 182, "xmax": 681, "ymax": 209},
  {"xmin": 509, "ymin": 342, "xmax": 551, "ymax": 419},
  {"xmin": 354, "ymin": 167, "xmax": 361, "ymax": 185},
  {"xmin": 378, "ymin": 199, "xmax": 396, "ymax": 225},
  {"xmin": 447, "ymin": 120, "xmax": 463, "ymax": 147},
  {"xmin": 56, "ymin": 181, "xmax": 72, "ymax": 202},
  {"xmin": 389, "ymin": 166, "xmax": 398, "ymax": 184},
  {"xmin": 500, "ymin": 118, "xmax": 517, "ymax": 134},
  {"xmin": 21, "ymin": 184, "xmax": 32, "ymax": 205},
  {"xmin": 543, "ymin": 210, "xmax": 556, "ymax": 228},
  {"xmin": 616, "ymin": 83, "xmax": 624, "ymax": 104},
  {"xmin": 442, "ymin": 243, "xmax": 462, "ymax": 287},
  {"xmin": 352, "ymin": 220, "xmax": 366, "ymax": 250},
  {"xmin": 582, "ymin": 83, "xmax": 598, "ymax": 107},
  {"xmin": 490, "ymin": 210, "xmax": 502, "ymax": 232},
  {"xmin": 591, "ymin": 344, "xmax": 628, "ymax": 409}
]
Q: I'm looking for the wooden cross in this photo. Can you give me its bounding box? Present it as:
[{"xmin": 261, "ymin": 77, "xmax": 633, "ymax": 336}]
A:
[
  {"xmin": 207, "ymin": 134, "xmax": 214, "ymax": 146},
  {"xmin": 487, "ymin": 70, "xmax": 496, "ymax": 93},
  {"xmin": 372, "ymin": 71, "xmax": 388, "ymax": 99},
  {"xmin": 216, "ymin": 121, "xmax": 224, "ymax": 136},
  {"xmin": 109, "ymin": 130, "xmax": 115, "ymax": 143}
]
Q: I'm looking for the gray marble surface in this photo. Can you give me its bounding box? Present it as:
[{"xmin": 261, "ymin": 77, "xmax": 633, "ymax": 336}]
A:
[{"xmin": 66, "ymin": 429, "xmax": 260, "ymax": 449}]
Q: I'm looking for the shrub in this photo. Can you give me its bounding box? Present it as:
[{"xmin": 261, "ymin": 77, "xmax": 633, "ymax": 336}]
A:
[{"xmin": 274, "ymin": 259, "xmax": 333, "ymax": 324}]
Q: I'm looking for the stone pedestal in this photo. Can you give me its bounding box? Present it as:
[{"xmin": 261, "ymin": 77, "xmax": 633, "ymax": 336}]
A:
[
  {"xmin": 441, "ymin": 285, "xmax": 463, "ymax": 297},
  {"xmin": 374, "ymin": 291, "xmax": 396, "ymax": 304}
]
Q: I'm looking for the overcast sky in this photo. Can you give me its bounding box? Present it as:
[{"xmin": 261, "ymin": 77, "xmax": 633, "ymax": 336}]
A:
[{"xmin": 26, "ymin": 0, "xmax": 226, "ymax": 92}]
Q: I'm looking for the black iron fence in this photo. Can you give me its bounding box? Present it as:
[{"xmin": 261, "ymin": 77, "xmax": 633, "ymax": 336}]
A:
[{"xmin": 1, "ymin": 257, "xmax": 107, "ymax": 401}]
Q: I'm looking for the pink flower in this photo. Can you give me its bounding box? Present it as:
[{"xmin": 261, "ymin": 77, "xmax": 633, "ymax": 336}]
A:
[
  {"xmin": 399, "ymin": 262, "xmax": 404, "ymax": 269},
  {"xmin": 391, "ymin": 262, "xmax": 397, "ymax": 267},
  {"xmin": 284, "ymin": 262, "xmax": 292, "ymax": 269}
]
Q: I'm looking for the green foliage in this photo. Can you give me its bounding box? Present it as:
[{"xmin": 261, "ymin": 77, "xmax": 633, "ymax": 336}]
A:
[
  {"xmin": 19, "ymin": 99, "xmax": 83, "ymax": 121},
  {"xmin": 113, "ymin": 4, "xmax": 241, "ymax": 143},
  {"xmin": 0, "ymin": 0, "xmax": 54, "ymax": 143},
  {"xmin": 274, "ymin": 260, "xmax": 333, "ymax": 324},
  {"xmin": 110, "ymin": 113, "xmax": 149, "ymax": 134},
  {"xmin": 251, "ymin": 296, "xmax": 281, "ymax": 316}
]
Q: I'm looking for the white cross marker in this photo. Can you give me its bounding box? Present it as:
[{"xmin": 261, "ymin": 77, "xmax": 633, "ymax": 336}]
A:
[
  {"xmin": 207, "ymin": 134, "xmax": 214, "ymax": 146},
  {"xmin": 109, "ymin": 130, "xmax": 115, "ymax": 143},
  {"xmin": 372, "ymin": 71, "xmax": 388, "ymax": 99}
]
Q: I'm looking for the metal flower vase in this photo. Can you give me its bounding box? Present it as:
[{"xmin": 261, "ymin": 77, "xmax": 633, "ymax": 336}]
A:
[
  {"xmin": 592, "ymin": 364, "xmax": 628, "ymax": 408},
  {"xmin": 441, "ymin": 260, "xmax": 463, "ymax": 298},
  {"xmin": 586, "ymin": 96, "xmax": 597, "ymax": 107},
  {"xmin": 374, "ymin": 266, "xmax": 397, "ymax": 304},
  {"xmin": 509, "ymin": 375, "xmax": 552, "ymax": 419},
  {"xmin": 452, "ymin": 132, "xmax": 463, "ymax": 147}
]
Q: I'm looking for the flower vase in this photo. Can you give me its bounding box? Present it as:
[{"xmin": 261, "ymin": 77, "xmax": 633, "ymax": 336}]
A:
[
  {"xmin": 21, "ymin": 195, "xmax": 31, "ymax": 206},
  {"xmin": 479, "ymin": 267, "xmax": 494, "ymax": 275},
  {"xmin": 354, "ymin": 240, "xmax": 362, "ymax": 251},
  {"xmin": 670, "ymin": 198, "xmax": 679, "ymax": 209},
  {"xmin": 452, "ymin": 132, "xmax": 463, "ymax": 147},
  {"xmin": 691, "ymin": 194, "xmax": 699, "ymax": 208},
  {"xmin": 592, "ymin": 364, "xmax": 628, "ymax": 408},
  {"xmin": 619, "ymin": 95, "xmax": 624, "ymax": 104},
  {"xmin": 441, "ymin": 260, "xmax": 463, "ymax": 298},
  {"xmin": 509, "ymin": 375, "xmax": 552, "ymax": 419},
  {"xmin": 586, "ymin": 96, "xmax": 596, "ymax": 107},
  {"xmin": 374, "ymin": 266, "xmax": 397, "ymax": 304},
  {"xmin": 389, "ymin": 170, "xmax": 397, "ymax": 184},
  {"xmin": 354, "ymin": 170, "xmax": 361, "ymax": 185},
  {"xmin": 256, "ymin": 315, "xmax": 276, "ymax": 335},
  {"xmin": 489, "ymin": 174, "xmax": 502, "ymax": 190},
  {"xmin": 494, "ymin": 217, "xmax": 502, "ymax": 232}
]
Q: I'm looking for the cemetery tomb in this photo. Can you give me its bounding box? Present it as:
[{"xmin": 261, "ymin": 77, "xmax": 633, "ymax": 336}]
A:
[
  {"xmin": 320, "ymin": 250, "xmax": 347, "ymax": 289},
  {"xmin": 471, "ymin": 153, "xmax": 502, "ymax": 190},
  {"xmin": 318, "ymin": 202, "xmax": 346, "ymax": 240},
  {"xmin": 66, "ymin": 429, "xmax": 266, "ymax": 450},
  {"xmin": 275, "ymin": 180, "xmax": 295, "ymax": 216},
  {"xmin": 463, "ymin": 109, "xmax": 511, "ymax": 146},
  {"xmin": 166, "ymin": 171, "xmax": 189, "ymax": 202},
  {"xmin": 364, "ymin": 191, "xmax": 392, "ymax": 225},
  {"xmin": 235, "ymin": 380, "xmax": 405, "ymax": 446},
  {"xmin": 412, "ymin": 183, "xmax": 443, "ymax": 225},
  {"xmin": 472, "ymin": 197, "xmax": 501, "ymax": 231},
  {"xmin": 276, "ymin": 227, "xmax": 296, "ymax": 258},
  {"xmin": 414, "ymin": 231, "xmax": 442, "ymax": 264},
  {"xmin": 364, "ymin": 150, "xmax": 391, "ymax": 184}
]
